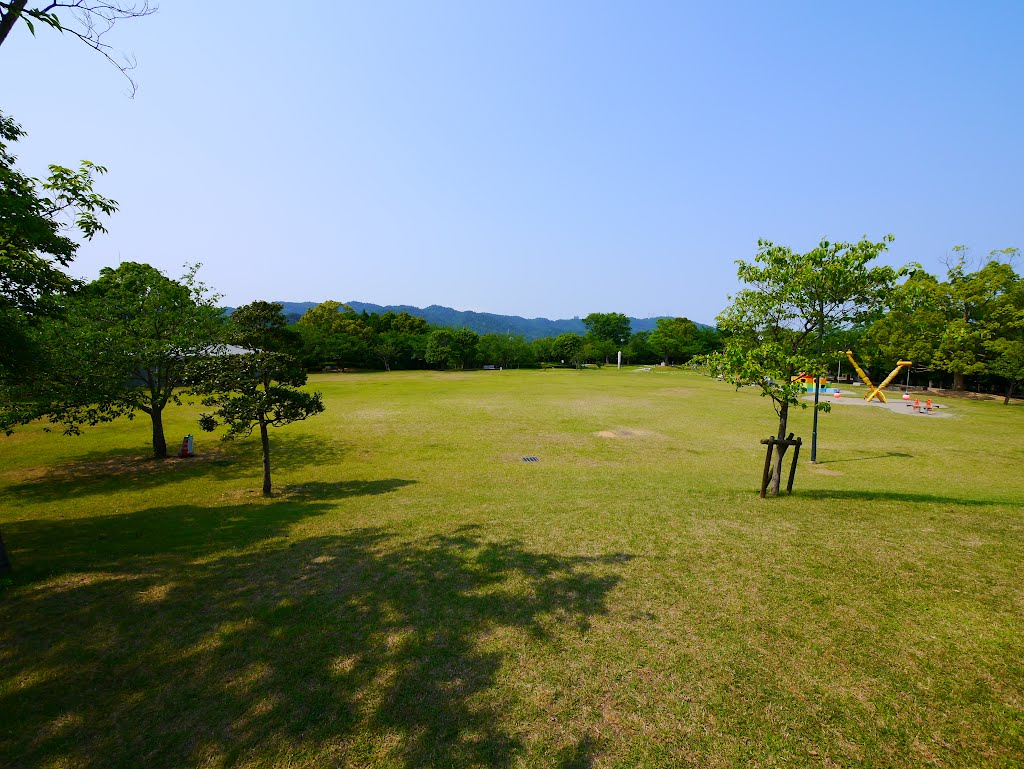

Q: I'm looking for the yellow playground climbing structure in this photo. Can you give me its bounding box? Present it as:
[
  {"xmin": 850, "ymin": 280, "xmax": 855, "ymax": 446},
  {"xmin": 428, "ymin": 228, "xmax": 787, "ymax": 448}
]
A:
[{"xmin": 844, "ymin": 351, "xmax": 912, "ymax": 403}]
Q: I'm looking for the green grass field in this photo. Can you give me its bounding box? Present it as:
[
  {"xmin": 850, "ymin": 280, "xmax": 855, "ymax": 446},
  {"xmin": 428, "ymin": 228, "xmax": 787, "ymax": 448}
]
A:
[{"xmin": 2, "ymin": 368, "xmax": 1023, "ymax": 768}]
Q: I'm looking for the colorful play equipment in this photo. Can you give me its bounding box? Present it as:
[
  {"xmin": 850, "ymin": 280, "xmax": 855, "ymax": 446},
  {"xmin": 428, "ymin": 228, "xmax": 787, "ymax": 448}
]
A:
[
  {"xmin": 791, "ymin": 372, "xmax": 841, "ymax": 394},
  {"xmin": 844, "ymin": 351, "xmax": 912, "ymax": 404}
]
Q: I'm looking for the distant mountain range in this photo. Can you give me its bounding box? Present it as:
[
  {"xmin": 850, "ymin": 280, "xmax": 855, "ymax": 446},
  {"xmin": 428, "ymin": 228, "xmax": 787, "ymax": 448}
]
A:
[{"xmin": 237, "ymin": 301, "xmax": 692, "ymax": 341}]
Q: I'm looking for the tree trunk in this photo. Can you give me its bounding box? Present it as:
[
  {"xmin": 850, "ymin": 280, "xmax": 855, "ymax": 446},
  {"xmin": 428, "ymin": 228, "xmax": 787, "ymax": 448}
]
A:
[
  {"xmin": 769, "ymin": 402, "xmax": 790, "ymax": 496},
  {"xmin": 0, "ymin": 527, "xmax": 11, "ymax": 575},
  {"xmin": 952, "ymin": 371, "xmax": 966, "ymax": 391},
  {"xmin": 150, "ymin": 408, "xmax": 167, "ymax": 459},
  {"xmin": 0, "ymin": 0, "xmax": 28, "ymax": 48},
  {"xmin": 260, "ymin": 419, "xmax": 272, "ymax": 497},
  {"xmin": 1005, "ymin": 382, "xmax": 1016, "ymax": 405}
]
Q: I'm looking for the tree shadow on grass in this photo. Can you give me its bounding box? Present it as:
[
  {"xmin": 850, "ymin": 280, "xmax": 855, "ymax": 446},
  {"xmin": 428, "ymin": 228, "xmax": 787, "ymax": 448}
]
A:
[
  {"xmin": 2, "ymin": 479, "xmax": 414, "ymax": 583},
  {"xmin": 0, "ymin": 494, "xmax": 630, "ymax": 769},
  {"xmin": 816, "ymin": 451, "xmax": 913, "ymax": 465},
  {"xmin": 799, "ymin": 488, "xmax": 1009, "ymax": 507},
  {"xmin": 0, "ymin": 433, "xmax": 350, "ymax": 504}
]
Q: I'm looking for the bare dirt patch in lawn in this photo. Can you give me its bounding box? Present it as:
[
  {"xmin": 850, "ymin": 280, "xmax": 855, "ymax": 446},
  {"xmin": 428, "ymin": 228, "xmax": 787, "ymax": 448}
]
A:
[
  {"xmin": 809, "ymin": 465, "xmax": 845, "ymax": 476},
  {"xmin": 593, "ymin": 428, "xmax": 661, "ymax": 439}
]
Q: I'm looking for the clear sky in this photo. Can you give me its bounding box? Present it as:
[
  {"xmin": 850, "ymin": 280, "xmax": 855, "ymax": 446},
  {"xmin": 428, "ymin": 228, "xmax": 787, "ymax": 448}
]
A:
[{"xmin": 4, "ymin": 1, "xmax": 1022, "ymax": 324}]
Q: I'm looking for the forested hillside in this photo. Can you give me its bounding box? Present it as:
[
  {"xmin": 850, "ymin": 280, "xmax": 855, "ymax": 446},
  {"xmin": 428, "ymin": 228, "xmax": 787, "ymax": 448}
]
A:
[{"xmin": 250, "ymin": 301, "xmax": 682, "ymax": 340}]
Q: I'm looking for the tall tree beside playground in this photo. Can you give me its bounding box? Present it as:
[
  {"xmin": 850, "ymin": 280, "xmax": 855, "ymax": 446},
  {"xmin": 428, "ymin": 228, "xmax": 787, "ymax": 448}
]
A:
[
  {"xmin": 712, "ymin": 236, "xmax": 903, "ymax": 496},
  {"xmin": 866, "ymin": 251, "xmax": 1021, "ymax": 391},
  {"xmin": 982, "ymin": 262, "xmax": 1024, "ymax": 403},
  {"xmin": 932, "ymin": 251, "xmax": 1019, "ymax": 391},
  {"xmin": 191, "ymin": 303, "xmax": 325, "ymax": 496},
  {"xmin": 864, "ymin": 269, "xmax": 947, "ymax": 377},
  {"xmin": 16, "ymin": 262, "xmax": 224, "ymax": 458}
]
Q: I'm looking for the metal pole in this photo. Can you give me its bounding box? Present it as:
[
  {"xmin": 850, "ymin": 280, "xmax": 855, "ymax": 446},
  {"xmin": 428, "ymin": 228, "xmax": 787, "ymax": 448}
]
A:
[
  {"xmin": 810, "ymin": 315, "xmax": 823, "ymax": 463},
  {"xmin": 905, "ymin": 365, "xmax": 911, "ymax": 392},
  {"xmin": 811, "ymin": 374, "xmax": 820, "ymax": 463}
]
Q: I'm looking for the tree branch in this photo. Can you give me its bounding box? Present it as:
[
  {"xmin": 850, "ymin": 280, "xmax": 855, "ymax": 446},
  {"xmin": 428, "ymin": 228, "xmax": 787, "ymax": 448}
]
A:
[
  {"xmin": 2, "ymin": 2, "xmax": 157, "ymax": 96},
  {"xmin": 0, "ymin": 0, "xmax": 29, "ymax": 48}
]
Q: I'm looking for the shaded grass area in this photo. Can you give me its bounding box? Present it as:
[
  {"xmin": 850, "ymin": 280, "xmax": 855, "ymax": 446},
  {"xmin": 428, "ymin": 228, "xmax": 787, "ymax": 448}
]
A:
[
  {"xmin": 2, "ymin": 369, "xmax": 1023, "ymax": 767},
  {"xmin": 2, "ymin": 502, "xmax": 623, "ymax": 768}
]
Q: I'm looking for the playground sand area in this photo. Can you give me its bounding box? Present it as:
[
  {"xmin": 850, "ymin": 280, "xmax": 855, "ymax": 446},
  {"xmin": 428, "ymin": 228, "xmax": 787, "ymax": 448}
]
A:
[{"xmin": 807, "ymin": 391, "xmax": 953, "ymax": 417}]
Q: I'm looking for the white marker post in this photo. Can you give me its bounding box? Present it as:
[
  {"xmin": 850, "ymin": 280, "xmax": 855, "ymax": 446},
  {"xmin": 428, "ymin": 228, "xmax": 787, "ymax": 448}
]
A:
[{"xmin": 617, "ymin": 350, "xmax": 622, "ymax": 369}]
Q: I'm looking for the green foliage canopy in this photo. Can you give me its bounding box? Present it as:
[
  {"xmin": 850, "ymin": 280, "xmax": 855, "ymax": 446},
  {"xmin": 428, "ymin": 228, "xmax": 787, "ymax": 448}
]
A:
[
  {"xmin": 0, "ymin": 111, "xmax": 118, "ymax": 381},
  {"xmin": 192, "ymin": 348, "xmax": 325, "ymax": 496},
  {"xmin": 12, "ymin": 262, "xmax": 223, "ymax": 457}
]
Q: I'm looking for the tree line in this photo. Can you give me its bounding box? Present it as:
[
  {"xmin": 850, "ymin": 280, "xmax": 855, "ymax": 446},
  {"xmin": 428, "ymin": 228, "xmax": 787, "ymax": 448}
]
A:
[
  {"xmin": 291, "ymin": 304, "xmax": 723, "ymax": 372},
  {"xmin": 859, "ymin": 249, "xmax": 1024, "ymax": 400}
]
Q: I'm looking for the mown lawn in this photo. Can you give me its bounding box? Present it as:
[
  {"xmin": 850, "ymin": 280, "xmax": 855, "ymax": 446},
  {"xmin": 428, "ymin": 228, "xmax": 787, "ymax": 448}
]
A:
[{"xmin": 1, "ymin": 368, "xmax": 1022, "ymax": 768}]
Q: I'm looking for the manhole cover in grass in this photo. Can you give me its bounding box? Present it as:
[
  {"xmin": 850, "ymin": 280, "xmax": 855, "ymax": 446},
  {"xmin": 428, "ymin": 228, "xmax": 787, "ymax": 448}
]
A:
[{"xmin": 522, "ymin": 456, "xmax": 540, "ymax": 462}]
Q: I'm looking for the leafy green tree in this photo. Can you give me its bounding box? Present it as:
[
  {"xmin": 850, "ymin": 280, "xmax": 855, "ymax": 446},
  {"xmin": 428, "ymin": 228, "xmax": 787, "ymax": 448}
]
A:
[
  {"xmin": 532, "ymin": 336, "xmax": 555, "ymax": 364},
  {"xmin": 867, "ymin": 254, "xmax": 1020, "ymax": 390},
  {"xmin": 424, "ymin": 328, "xmax": 478, "ymax": 369},
  {"xmin": 694, "ymin": 325, "xmax": 725, "ymax": 357},
  {"xmin": 648, "ymin": 317, "xmax": 700, "ymax": 364},
  {"xmin": 451, "ymin": 328, "xmax": 479, "ymax": 369},
  {"xmin": 362, "ymin": 312, "xmax": 431, "ymax": 370},
  {"xmin": 0, "ymin": 110, "xmax": 117, "ymax": 384},
  {"xmin": 864, "ymin": 269, "xmax": 947, "ymax": 375},
  {"xmin": 583, "ymin": 312, "xmax": 631, "ymax": 343},
  {"xmin": 17, "ymin": 262, "xmax": 224, "ymax": 458},
  {"xmin": 988, "ymin": 338, "xmax": 1024, "ymax": 404},
  {"xmin": 712, "ymin": 237, "xmax": 902, "ymax": 495},
  {"xmin": 375, "ymin": 310, "xmax": 429, "ymax": 336},
  {"xmin": 425, "ymin": 329, "xmax": 454, "ymax": 369},
  {"xmin": 229, "ymin": 300, "xmax": 300, "ymax": 354},
  {"xmin": 478, "ymin": 333, "xmax": 533, "ymax": 368},
  {"xmin": 933, "ymin": 255, "xmax": 1018, "ymax": 390},
  {"xmin": 623, "ymin": 331, "xmax": 654, "ymax": 365},
  {"xmin": 582, "ymin": 333, "xmax": 615, "ymax": 367},
  {"xmin": 553, "ymin": 333, "xmax": 584, "ymax": 368},
  {"xmin": 487, "ymin": 334, "xmax": 536, "ymax": 368},
  {"xmin": 583, "ymin": 312, "xmax": 630, "ymax": 362},
  {"xmin": 373, "ymin": 332, "xmax": 404, "ymax": 371},
  {"xmin": 192, "ymin": 351, "xmax": 324, "ymax": 497},
  {"xmin": 296, "ymin": 301, "xmax": 372, "ymax": 369},
  {"xmin": 296, "ymin": 300, "xmax": 370, "ymax": 338},
  {"xmin": 983, "ymin": 265, "xmax": 1024, "ymax": 403}
]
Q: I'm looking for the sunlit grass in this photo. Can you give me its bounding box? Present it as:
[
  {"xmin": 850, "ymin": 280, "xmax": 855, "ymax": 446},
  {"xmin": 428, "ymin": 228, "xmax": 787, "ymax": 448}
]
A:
[{"xmin": 2, "ymin": 368, "xmax": 1022, "ymax": 768}]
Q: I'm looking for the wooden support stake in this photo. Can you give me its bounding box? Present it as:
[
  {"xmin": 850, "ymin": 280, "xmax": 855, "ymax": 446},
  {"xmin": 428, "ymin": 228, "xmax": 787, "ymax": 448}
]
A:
[
  {"xmin": 787, "ymin": 437, "xmax": 802, "ymax": 494},
  {"xmin": 759, "ymin": 437, "xmax": 775, "ymax": 498}
]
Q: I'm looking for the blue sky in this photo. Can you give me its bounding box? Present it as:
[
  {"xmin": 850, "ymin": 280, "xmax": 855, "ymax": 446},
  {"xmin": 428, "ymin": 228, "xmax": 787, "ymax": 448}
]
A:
[{"xmin": 4, "ymin": 1, "xmax": 1022, "ymax": 324}]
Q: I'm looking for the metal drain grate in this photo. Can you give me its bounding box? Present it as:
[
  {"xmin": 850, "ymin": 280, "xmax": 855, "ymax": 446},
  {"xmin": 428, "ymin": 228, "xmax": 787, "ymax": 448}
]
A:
[{"xmin": 522, "ymin": 456, "xmax": 540, "ymax": 462}]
